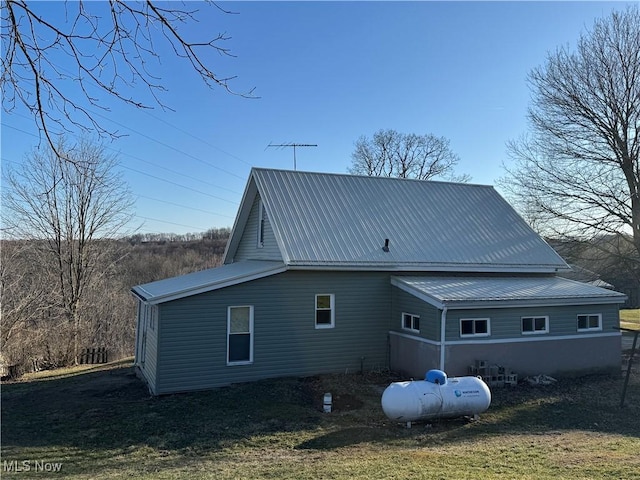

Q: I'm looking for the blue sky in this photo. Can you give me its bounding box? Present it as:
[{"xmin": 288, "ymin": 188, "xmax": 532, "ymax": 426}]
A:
[{"xmin": 1, "ymin": 1, "xmax": 631, "ymax": 235}]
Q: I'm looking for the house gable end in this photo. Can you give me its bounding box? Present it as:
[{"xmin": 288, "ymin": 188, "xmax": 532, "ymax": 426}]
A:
[
  {"xmin": 223, "ymin": 172, "xmax": 285, "ymax": 264},
  {"xmin": 232, "ymin": 194, "xmax": 282, "ymax": 262}
]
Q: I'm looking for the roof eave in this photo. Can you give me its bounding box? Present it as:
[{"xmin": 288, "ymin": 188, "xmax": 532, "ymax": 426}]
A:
[
  {"xmin": 287, "ymin": 262, "xmax": 568, "ymax": 273},
  {"xmin": 442, "ymin": 296, "xmax": 628, "ymax": 310},
  {"xmin": 131, "ymin": 263, "xmax": 287, "ymax": 305}
]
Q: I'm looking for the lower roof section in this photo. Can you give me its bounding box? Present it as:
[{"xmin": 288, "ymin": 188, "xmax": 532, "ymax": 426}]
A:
[
  {"xmin": 391, "ymin": 275, "xmax": 627, "ymax": 310},
  {"xmin": 132, "ymin": 260, "xmax": 287, "ymax": 305}
]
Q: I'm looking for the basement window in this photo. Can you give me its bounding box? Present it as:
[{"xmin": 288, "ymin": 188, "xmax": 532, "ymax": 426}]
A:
[
  {"xmin": 577, "ymin": 313, "xmax": 602, "ymax": 332},
  {"xmin": 315, "ymin": 294, "xmax": 335, "ymax": 329},
  {"xmin": 460, "ymin": 318, "xmax": 490, "ymax": 337},
  {"xmin": 402, "ymin": 313, "xmax": 420, "ymax": 333},
  {"xmin": 521, "ymin": 316, "xmax": 548, "ymax": 335}
]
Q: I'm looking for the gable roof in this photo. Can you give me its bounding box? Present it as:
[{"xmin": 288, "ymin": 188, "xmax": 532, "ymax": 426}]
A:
[
  {"xmin": 392, "ymin": 275, "xmax": 627, "ymax": 309},
  {"xmin": 224, "ymin": 168, "xmax": 568, "ymax": 273},
  {"xmin": 131, "ymin": 260, "xmax": 286, "ymax": 304}
]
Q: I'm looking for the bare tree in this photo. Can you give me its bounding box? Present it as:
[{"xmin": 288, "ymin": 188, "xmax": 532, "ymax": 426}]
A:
[
  {"xmin": 3, "ymin": 137, "xmax": 135, "ymax": 364},
  {"xmin": 349, "ymin": 129, "xmax": 469, "ymax": 182},
  {"xmin": 1, "ymin": 1, "xmax": 254, "ymax": 156},
  {"xmin": 500, "ymin": 5, "xmax": 640, "ymax": 276}
]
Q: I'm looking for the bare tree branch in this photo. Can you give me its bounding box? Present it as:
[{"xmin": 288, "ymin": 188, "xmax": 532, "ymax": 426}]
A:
[
  {"xmin": 1, "ymin": 0, "xmax": 255, "ymax": 157},
  {"xmin": 349, "ymin": 129, "xmax": 470, "ymax": 182},
  {"xmin": 500, "ymin": 5, "xmax": 640, "ymax": 278}
]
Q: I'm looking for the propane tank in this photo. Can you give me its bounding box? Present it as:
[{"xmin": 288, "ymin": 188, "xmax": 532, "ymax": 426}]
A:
[{"xmin": 381, "ymin": 370, "xmax": 491, "ymax": 422}]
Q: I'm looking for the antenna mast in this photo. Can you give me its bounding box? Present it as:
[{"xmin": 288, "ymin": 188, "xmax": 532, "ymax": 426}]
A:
[{"xmin": 267, "ymin": 142, "xmax": 318, "ymax": 170}]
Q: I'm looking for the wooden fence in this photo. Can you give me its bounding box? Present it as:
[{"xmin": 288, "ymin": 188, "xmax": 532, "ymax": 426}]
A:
[{"xmin": 78, "ymin": 347, "xmax": 109, "ymax": 365}]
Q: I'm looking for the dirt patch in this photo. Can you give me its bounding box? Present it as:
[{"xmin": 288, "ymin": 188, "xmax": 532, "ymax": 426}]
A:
[{"xmin": 302, "ymin": 371, "xmax": 400, "ymax": 414}]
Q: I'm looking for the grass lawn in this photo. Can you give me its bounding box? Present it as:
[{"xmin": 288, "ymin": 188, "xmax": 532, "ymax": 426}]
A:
[
  {"xmin": 620, "ymin": 309, "xmax": 640, "ymax": 330},
  {"xmin": 2, "ymin": 360, "xmax": 639, "ymax": 480}
]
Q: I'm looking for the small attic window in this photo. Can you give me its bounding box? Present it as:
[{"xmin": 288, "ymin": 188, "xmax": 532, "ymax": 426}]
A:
[{"xmin": 257, "ymin": 199, "xmax": 265, "ymax": 248}]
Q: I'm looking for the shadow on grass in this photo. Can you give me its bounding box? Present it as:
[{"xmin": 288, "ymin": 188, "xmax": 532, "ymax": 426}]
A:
[
  {"xmin": 1, "ymin": 361, "xmax": 323, "ymax": 456},
  {"xmin": 2, "ymin": 362, "xmax": 639, "ymax": 463},
  {"xmin": 297, "ymin": 373, "xmax": 640, "ymax": 451}
]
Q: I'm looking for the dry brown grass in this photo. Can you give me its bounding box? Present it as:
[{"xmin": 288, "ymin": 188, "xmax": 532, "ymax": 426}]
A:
[{"xmin": 2, "ymin": 361, "xmax": 639, "ymax": 479}]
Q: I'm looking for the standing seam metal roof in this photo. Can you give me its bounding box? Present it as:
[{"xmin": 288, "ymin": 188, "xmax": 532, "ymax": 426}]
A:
[
  {"xmin": 249, "ymin": 168, "xmax": 568, "ymax": 272},
  {"xmin": 392, "ymin": 275, "xmax": 627, "ymax": 308},
  {"xmin": 131, "ymin": 260, "xmax": 286, "ymax": 304}
]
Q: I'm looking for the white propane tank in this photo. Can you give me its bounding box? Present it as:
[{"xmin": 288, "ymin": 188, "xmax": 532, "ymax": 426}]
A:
[{"xmin": 381, "ymin": 370, "xmax": 491, "ymax": 422}]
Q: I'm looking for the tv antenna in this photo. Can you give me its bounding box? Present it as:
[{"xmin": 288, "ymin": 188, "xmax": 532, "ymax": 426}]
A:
[{"xmin": 267, "ymin": 142, "xmax": 317, "ymax": 170}]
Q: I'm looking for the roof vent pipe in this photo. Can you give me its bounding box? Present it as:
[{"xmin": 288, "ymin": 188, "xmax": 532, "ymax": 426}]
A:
[{"xmin": 382, "ymin": 238, "xmax": 390, "ymax": 253}]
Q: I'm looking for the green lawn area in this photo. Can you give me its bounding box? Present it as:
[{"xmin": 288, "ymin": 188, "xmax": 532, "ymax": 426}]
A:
[{"xmin": 2, "ymin": 360, "xmax": 639, "ymax": 479}]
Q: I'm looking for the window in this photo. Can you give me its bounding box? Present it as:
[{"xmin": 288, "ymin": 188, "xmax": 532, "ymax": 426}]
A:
[
  {"xmin": 577, "ymin": 314, "xmax": 602, "ymax": 331},
  {"xmin": 460, "ymin": 318, "xmax": 490, "ymax": 337},
  {"xmin": 227, "ymin": 306, "xmax": 254, "ymax": 365},
  {"xmin": 315, "ymin": 294, "xmax": 335, "ymax": 329},
  {"xmin": 402, "ymin": 313, "xmax": 420, "ymax": 332},
  {"xmin": 521, "ymin": 316, "xmax": 548, "ymax": 334},
  {"xmin": 257, "ymin": 200, "xmax": 265, "ymax": 248}
]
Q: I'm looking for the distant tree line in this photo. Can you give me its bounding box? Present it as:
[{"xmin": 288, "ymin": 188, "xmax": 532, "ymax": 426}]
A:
[
  {"xmin": 126, "ymin": 227, "xmax": 231, "ymax": 245},
  {"xmin": 0, "ymin": 234, "xmax": 230, "ymax": 376}
]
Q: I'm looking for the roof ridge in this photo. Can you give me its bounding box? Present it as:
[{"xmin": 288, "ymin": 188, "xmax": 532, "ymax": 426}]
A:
[{"xmin": 251, "ymin": 167, "xmax": 493, "ymax": 188}]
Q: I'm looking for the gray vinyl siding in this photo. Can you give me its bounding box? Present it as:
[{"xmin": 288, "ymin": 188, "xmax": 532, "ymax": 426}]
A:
[
  {"xmin": 154, "ymin": 270, "xmax": 392, "ymax": 394},
  {"xmin": 445, "ymin": 303, "xmax": 620, "ymax": 341},
  {"xmin": 234, "ymin": 195, "xmax": 282, "ymax": 262},
  {"xmin": 391, "ymin": 286, "xmax": 440, "ymax": 341}
]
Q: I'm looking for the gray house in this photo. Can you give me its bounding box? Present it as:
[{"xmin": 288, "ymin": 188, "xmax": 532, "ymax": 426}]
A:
[{"xmin": 132, "ymin": 168, "xmax": 626, "ymax": 395}]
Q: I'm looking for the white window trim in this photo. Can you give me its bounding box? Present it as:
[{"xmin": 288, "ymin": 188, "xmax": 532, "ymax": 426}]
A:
[
  {"xmin": 577, "ymin": 313, "xmax": 602, "ymax": 332},
  {"xmin": 315, "ymin": 294, "xmax": 335, "ymax": 329},
  {"xmin": 460, "ymin": 318, "xmax": 491, "ymax": 338},
  {"xmin": 521, "ymin": 315, "xmax": 549, "ymax": 335},
  {"xmin": 257, "ymin": 200, "xmax": 265, "ymax": 248},
  {"xmin": 227, "ymin": 305, "xmax": 254, "ymax": 366},
  {"xmin": 401, "ymin": 312, "xmax": 420, "ymax": 333}
]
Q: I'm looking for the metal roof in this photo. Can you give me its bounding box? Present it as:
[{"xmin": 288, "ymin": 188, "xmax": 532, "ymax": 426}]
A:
[
  {"xmin": 239, "ymin": 168, "xmax": 568, "ymax": 273},
  {"xmin": 392, "ymin": 275, "xmax": 627, "ymax": 309},
  {"xmin": 131, "ymin": 260, "xmax": 286, "ymax": 304}
]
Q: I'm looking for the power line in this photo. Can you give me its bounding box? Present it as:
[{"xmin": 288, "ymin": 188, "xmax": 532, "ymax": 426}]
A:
[
  {"xmin": 140, "ymin": 109, "xmax": 253, "ymax": 167},
  {"xmin": 134, "ymin": 215, "xmax": 210, "ymax": 231},
  {"xmin": 135, "ymin": 194, "xmax": 235, "ymax": 219},
  {"xmin": 90, "ymin": 110, "xmax": 245, "ymax": 179},
  {"xmin": 120, "ymin": 164, "xmax": 239, "ymax": 205},
  {"xmin": 2, "ymin": 123, "xmax": 240, "ymax": 205},
  {"xmin": 5, "ymin": 111, "xmax": 248, "ymax": 189}
]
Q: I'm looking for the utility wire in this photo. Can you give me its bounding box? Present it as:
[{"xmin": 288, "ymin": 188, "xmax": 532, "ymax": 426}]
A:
[
  {"xmin": 91, "ymin": 110, "xmax": 245, "ymax": 179},
  {"xmin": 140, "ymin": 109, "xmax": 253, "ymax": 167},
  {"xmin": 3, "ymin": 123, "xmax": 240, "ymax": 205},
  {"xmin": 2, "ymin": 112, "xmax": 245, "ymax": 195},
  {"xmin": 134, "ymin": 215, "xmax": 209, "ymax": 231},
  {"xmin": 135, "ymin": 194, "xmax": 235, "ymax": 219}
]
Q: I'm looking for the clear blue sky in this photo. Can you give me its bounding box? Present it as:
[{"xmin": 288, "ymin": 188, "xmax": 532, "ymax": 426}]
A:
[{"xmin": 1, "ymin": 1, "xmax": 631, "ymax": 235}]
